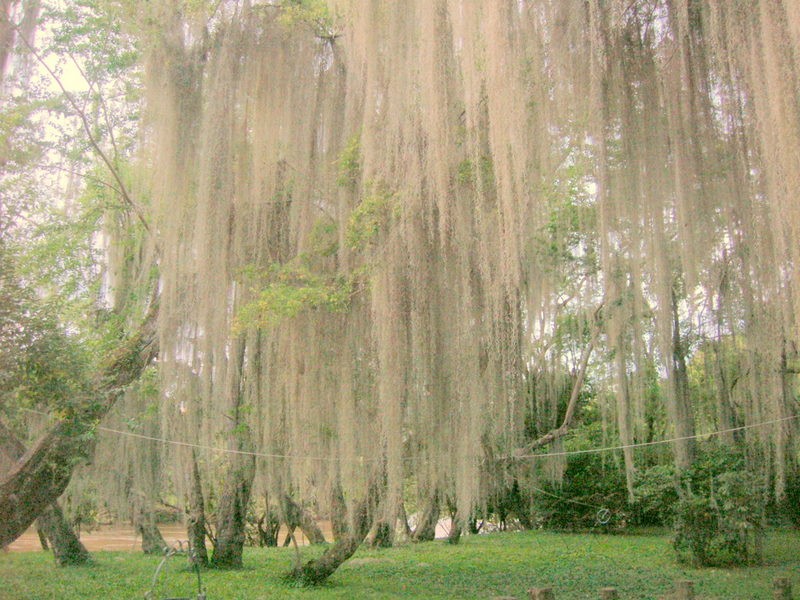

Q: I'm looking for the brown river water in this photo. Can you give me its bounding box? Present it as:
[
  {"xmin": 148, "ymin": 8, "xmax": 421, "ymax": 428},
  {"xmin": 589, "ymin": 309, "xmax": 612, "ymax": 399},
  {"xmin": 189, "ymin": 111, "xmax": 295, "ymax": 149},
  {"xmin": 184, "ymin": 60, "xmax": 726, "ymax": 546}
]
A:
[
  {"xmin": 5, "ymin": 522, "xmax": 335, "ymax": 553},
  {"xmin": 5, "ymin": 524, "xmax": 189, "ymax": 553}
]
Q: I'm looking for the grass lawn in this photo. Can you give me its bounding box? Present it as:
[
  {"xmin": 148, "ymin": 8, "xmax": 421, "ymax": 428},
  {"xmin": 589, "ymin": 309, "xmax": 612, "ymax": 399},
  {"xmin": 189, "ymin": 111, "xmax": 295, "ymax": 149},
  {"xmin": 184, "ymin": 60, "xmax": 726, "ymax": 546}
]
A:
[{"xmin": 1, "ymin": 529, "xmax": 798, "ymax": 599}]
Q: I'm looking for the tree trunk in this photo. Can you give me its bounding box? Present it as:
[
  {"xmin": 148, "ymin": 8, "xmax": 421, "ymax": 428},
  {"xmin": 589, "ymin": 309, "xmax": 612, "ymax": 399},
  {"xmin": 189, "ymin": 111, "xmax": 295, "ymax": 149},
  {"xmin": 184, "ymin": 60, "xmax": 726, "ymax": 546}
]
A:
[
  {"xmin": 135, "ymin": 505, "xmax": 167, "ymax": 554},
  {"xmin": 365, "ymin": 519, "xmax": 393, "ymax": 548},
  {"xmin": 396, "ymin": 499, "xmax": 412, "ymax": 542},
  {"xmin": 210, "ymin": 335, "xmax": 256, "ymax": 570},
  {"xmin": 0, "ymin": 420, "xmax": 89, "ymax": 564},
  {"xmin": 447, "ymin": 515, "xmax": 462, "ymax": 545},
  {"xmin": 290, "ymin": 533, "xmax": 361, "ymax": 586},
  {"xmin": 289, "ymin": 481, "xmax": 377, "ymax": 586},
  {"xmin": 187, "ymin": 450, "xmax": 209, "ymax": 566},
  {"xmin": 256, "ymin": 496, "xmax": 280, "ymax": 548},
  {"xmin": 329, "ymin": 482, "xmax": 349, "ymax": 542},
  {"xmin": 37, "ymin": 502, "xmax": 90, "ymax": 566},
  {"xmin": 35, "ymin": 521, "xmax": 49, "ymax": 550},
  {"xmin": 281, "ymin": 493, "xmax": 326, "ymax": 544},
  {"xmin": 670, "ymin": 288, "xmax": 696, "ymax": 471},
  {"xmin": 0, "ymin": 301, "xmax": 158, "ymax": 548},
  {"xmin": 412, "ymin": 490, "xmax": 440, "ymax": 542},
  {"xmin": 210, "ymin": 453, "xmax": 255, "ymax": 569}
]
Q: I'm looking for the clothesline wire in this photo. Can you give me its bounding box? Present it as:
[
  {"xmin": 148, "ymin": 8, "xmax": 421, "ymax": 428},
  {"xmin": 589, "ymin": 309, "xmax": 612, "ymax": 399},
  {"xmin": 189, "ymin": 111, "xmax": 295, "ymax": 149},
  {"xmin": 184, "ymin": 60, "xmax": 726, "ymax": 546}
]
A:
[
  {"xmin": 16, "ymin": 407, "xmax": 799, "ymax": 464},
  {"xmin": 509, "ymin": 413, "xmax": 799, "ymax": 460}
]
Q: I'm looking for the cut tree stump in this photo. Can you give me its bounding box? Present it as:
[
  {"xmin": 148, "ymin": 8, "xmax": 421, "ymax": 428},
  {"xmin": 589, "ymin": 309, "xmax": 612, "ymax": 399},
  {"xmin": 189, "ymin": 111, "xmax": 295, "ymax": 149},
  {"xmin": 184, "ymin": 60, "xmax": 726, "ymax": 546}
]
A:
[{"xmin": 773, "ymin": 577, "xmax": 793, "ymax": 600}]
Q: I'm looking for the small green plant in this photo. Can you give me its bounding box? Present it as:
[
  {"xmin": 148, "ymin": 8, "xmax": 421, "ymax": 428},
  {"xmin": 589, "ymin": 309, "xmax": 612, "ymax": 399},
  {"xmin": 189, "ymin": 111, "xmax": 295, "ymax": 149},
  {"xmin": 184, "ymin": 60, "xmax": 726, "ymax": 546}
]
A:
[
  {"xmin": 345, "ymin": 184, "xmax": 397, "ymax": 251},
  {"xmin": 235, "ymin": 263, "xmax": 352, "ymax": 330},
  {"xmin": 308, "ymin": 216, "xmax": 338, "ymax": 258},
  {"xmin": 456, "ymin": 159, "xmax": 474, "ymax": 186},
  {"xmin": 278, "ymin": 0, "xmax": 339, "ymax": 41},
  {"xmin": 336, "ymin": 133, "xmax": 361, "ymax": 189}
]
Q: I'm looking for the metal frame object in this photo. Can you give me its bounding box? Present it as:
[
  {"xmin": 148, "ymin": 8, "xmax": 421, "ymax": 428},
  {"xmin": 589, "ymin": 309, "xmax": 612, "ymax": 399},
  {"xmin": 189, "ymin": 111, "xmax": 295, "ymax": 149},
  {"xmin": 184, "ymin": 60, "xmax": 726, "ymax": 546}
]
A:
[{"xmin": 144, "ymin": 542, "xmax": 207, "ymax": 600}]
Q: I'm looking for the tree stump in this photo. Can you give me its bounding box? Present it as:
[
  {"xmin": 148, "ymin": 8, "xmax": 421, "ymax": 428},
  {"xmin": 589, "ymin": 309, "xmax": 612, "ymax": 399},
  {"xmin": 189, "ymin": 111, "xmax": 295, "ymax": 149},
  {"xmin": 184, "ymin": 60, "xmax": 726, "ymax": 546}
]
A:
[
  {"xmin": 600, "ymin": 588, "xmax": 619, "ymax": 599},
  {"xmin": 773, "ymin": 577, "xmax": 793, "ymax": 600},
  {"xmin": 528, "ymin": 588, "xmax": 555, "ymax": 600},
  {"xmin": 675, "ymin": 580, "xmax": 695, "ymax": 599}
]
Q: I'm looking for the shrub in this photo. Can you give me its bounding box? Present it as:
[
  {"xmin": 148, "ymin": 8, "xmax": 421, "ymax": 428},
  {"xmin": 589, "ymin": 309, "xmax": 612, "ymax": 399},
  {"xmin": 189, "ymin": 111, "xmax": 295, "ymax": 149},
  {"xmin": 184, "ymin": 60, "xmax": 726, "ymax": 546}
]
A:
[
  {"xmin": 529, "ymin": 453, "xmax": 629, "ymax": 531},
  {"xmin": 630, "ymin": 464, "xmax": 679, "ymax": 527},
  {"xmin": 672, "ymin": 450, "xmax": 765, "ymax": 566},
  {"xmin": 778, "ymin": 471, "xmax": 800, "ymax": 528}
]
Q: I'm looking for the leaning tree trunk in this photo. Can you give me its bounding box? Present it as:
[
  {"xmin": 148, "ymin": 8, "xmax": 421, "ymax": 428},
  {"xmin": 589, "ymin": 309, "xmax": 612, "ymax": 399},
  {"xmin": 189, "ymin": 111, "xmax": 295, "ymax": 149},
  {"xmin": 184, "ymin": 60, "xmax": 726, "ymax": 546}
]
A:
[
  {"xmin": 281, "ymin": 493, "xmax": 327, "ymax": 545},
  {"xmin": 37, "ymin": 502, "xmax": 91, "ymax": 566},
  {"xmin": 0, "ymin": 419, "xmax": 90, "ymax": 564},
  {"xmin": 0, "ymin": 302, "xmax": 159, "ymax": 548},
  {"xmin": 289, "ymin": 480, "xmax": 379, "ymax": 586}
]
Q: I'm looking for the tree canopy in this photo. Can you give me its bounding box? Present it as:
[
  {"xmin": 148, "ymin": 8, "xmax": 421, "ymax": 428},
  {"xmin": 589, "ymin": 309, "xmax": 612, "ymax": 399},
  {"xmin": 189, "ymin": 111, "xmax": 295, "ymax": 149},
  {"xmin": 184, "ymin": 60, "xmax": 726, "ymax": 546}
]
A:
[{"xmin": 1, "ymin": 0, "xmax": 799, "ymax": 577}]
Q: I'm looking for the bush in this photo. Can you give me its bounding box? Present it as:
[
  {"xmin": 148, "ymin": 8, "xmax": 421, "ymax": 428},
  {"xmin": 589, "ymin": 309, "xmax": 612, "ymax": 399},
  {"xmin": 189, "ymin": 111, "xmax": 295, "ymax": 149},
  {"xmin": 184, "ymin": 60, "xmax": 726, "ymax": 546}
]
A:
[
  {"xmin": 778, "ymin": 471, "xmax": 800, "ymax": 528},
  {"xmin": 672, "ymin": 451, "xmax": 765, "ymax": 566},
  {"xmin": 630, "ymin": 464, "xmax": 679, "ymax": 527},
  {"xmin": 530, "ymin": 452, "xmax": 629, "ymax": 532}
]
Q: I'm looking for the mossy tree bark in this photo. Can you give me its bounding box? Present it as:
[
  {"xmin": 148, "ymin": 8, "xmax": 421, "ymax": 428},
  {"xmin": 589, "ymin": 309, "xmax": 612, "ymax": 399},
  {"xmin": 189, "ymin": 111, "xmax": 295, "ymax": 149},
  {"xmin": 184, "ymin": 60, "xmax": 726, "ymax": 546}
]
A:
[
  {"xmin": 210, "ymin": 336, "xmax": 256, "ymax": 570},
  {"xmin": 187, "ymin": 449, "xmax": 209, "ymax": 566},
  {"xmin": 281, "ymin": 493, "xmax": 326, "ymax": 544},
  {"xmin": 37, "ymin": 503, "xmax": 91, "ymax": 566},
  {"xmin": 412, "ymin": 490, "xmax": 440, "ymax": 542},
  {"xmin": 135, "ymin": 505, "xmax": 167, "ymax": 554},
  {"xmin": 289, "ymin": 480, "xmax": 379, "ymax": 586},
  {"xmin": 670, "ymin": 287, "xmax": 696, "ymax": 471},
  {"xmin": 209, "ymin": 453, "xmax": 255, "ymax": 569},
  {"xmin": 0, "ymin": 420, "xmax": 89, "ymax": 565},
  {"xmin": 0, "ymin": 302, "xmax": 159, "ymax": 548}
]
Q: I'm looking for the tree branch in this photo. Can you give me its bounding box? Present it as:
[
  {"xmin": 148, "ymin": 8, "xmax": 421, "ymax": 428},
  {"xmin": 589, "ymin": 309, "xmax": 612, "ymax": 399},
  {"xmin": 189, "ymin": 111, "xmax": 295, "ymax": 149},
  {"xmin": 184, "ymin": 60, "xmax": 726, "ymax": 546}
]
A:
[
  {"xmin": 515, "ymin": 302, "xmax": 604, "ymax": 457},
  {"xmin": 6, "ymin": 20, "xmax": 151, "ymax": 235},
  {"xmin": 0, "ymin": 299, "xmax": 159, "ymax": 548}
]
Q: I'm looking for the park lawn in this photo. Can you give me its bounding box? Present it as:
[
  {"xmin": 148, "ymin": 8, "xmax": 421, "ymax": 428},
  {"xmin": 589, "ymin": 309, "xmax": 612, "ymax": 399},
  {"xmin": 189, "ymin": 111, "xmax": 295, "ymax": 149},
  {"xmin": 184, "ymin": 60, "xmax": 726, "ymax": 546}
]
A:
[{"xmin": 0, "ymin": 529, "xmax": 798, "ymax": 599}]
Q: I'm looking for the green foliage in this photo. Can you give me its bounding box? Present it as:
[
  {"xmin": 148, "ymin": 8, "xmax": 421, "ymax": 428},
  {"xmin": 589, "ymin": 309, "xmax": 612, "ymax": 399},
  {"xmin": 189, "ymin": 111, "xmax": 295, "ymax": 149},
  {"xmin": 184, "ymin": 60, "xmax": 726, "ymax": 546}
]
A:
[
  {"xmin": 673, "ymin": 447, "xmax": 766, "ymax": 566},
  {"xmin": 630, "ymin": 464, "xmax": 679, "ymax": 527},
  {"xmin": 455, "ymin": 159, "xmax": 474, "ymax": 186},
  {"xmin": 235, "ymin": 263, "xmax": 352, "ymax": 330},
  {"xmin": 278, "ymin": 0, "xmax": 339, "ymax": 40},
  {"xmin": 528, "ymin": 424, "xmax": 629, "ymax": 531},
  {"xmin": 0, "ymin": 244, "xmax": 94, "ymax": 422},
  {"xmin": 534, "ymin": 163, "xmax": 598, "ymax": 277},
  {"xmin": 3, "ymin": 530, "xmax": 800, "ymax": 598},
  {"xmin": 336, "ymin": 133, "xmax": 361, "ymax": 189},
  {"xmin": 455, "ymin": 156, "xmax": 495, "ymax": 190},
  {"xmin": 779, "ymin": 471, "xmax": 800, "ymax": 528},
  {"xmin": 345, "ymin": 184, "xmax": 398, "ymax": 251},
  {"xmin": 308, "ymin": 216, "xmax": 339, "ymax": 259}
]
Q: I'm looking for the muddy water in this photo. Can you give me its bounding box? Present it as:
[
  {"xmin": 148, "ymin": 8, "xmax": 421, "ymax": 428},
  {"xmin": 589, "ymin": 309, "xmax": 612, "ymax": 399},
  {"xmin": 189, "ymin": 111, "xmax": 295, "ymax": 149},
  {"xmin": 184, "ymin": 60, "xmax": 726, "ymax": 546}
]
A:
[
  {"xmin": 6, "ymin": 522, "xmax": 336, "ymax": 553},
  {"xmin": 6, "ymin": 524, "xmax": 189, "ymax": 553}
]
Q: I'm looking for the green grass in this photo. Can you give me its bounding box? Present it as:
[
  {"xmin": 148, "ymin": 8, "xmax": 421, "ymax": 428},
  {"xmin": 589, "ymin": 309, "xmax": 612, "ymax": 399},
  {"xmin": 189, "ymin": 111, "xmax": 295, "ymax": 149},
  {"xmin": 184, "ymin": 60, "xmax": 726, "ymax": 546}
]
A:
[{"xmin": 1, "ymin": 529, "xmax": 798, "ymax": 599}]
